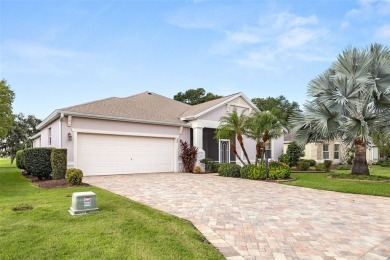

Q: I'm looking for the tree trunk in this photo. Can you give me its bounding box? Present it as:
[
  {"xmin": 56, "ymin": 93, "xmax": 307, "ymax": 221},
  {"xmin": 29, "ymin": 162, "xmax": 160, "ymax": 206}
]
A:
[
  {"xmin": 255, "ymin": 142, "xmax": 262, "ymax": 166},
  {"xmin": 230, "ymin": 142, "xmax": 245, "ymax": 165},
  {"xmin": 237, "ymin": 134, "xmax": 251, "ymax": 165},
  {"xmin": 351, "ymin": 136, "xmax": 370, "ymax": 175},
  {"xmin": 339, "ymin": 140, "xmax": 349, "ymax": 165}
]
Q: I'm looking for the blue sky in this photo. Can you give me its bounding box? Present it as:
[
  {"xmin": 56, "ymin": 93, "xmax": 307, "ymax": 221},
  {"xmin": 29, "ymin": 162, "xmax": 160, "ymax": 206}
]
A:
[{"xmin": 1, "ymin": 0, "xmax": 390, "ymax": 119}]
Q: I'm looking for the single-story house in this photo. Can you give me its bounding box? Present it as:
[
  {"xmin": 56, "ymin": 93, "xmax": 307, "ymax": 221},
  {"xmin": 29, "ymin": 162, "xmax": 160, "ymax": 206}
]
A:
[
  {"xmin": 32, "ymin": 91, "xmax": 284, "ymax": 176},
  {"xmin": 283, "ymin": 133, "xmax": 379, "ymax": 163}
]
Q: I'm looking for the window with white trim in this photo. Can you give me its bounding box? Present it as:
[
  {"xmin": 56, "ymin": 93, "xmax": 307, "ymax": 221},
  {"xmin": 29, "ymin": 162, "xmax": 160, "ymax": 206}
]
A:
[
  {"xmin": 323, "ymin": 144, "xmax": 329, "ymax": 159},
  {"xmin": 48, "ymin": 127, "xmax": 52, "ymax": 145},
  {"xmin": 334, "ymin": 144, "xmax": 340, "ymax": 160}
]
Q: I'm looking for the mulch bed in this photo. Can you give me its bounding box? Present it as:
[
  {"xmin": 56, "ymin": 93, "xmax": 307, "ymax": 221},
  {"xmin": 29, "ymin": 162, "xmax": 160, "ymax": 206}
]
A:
[{"xmin": 22, "ymin": 173, "xmax": 89, "ymax": 189}]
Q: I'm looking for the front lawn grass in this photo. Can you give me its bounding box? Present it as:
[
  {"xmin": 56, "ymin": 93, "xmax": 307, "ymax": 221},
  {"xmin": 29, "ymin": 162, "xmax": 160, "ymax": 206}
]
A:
[
  {"xmin": 283, "ymin": 165, "xmax": 390, "ymax": 197},
  {"xmin": 0, "ymin": 158, "xmax": 223, "ymax": 259}
]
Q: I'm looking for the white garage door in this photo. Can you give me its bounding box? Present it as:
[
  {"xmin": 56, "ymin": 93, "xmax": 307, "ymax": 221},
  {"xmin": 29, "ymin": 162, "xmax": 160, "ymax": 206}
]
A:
[{"xmin": 77, "ymin": 133, "xmax": 175, "ymax": 176}]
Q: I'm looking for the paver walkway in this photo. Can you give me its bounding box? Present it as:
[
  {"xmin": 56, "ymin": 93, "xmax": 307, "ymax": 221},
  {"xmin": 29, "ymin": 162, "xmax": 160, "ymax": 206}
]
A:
[{"xmin": 85, "ymin": 173, "xmax": 390, "ymax": 260}]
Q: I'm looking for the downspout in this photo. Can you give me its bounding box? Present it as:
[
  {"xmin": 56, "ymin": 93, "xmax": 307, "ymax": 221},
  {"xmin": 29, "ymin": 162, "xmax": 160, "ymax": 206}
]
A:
[{"xmin": 59, "ymin": 113, "xmax": 64, "ymax": 148}]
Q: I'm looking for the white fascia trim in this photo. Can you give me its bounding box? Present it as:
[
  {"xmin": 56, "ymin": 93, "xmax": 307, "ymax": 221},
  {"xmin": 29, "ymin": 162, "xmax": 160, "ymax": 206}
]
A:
[
  {"xmin": 29, "ymin": 132, "xmax": 41, "ymax": 140},
  {"xmin": 180, "ymin": 92, "xmax": 259, "ymax": 120},
  {"xmin": 190, "ymin": 119, "xmax": 219, "ymax": 129},
  {"xmin": 62, "ymin": 111, "xmax": 189, "ymax": 127},
  {"xmin": 72, "ymin": 128, "xmax": 180, "ymax": 139},
  {"xmin": 37, "ymin": 110, "xmax": 61, "ymax": 130}
]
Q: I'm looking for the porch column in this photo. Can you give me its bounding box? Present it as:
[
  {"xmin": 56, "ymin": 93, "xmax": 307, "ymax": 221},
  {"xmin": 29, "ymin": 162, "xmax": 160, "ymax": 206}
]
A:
[{"xmin": 192, "ymin": 127, "xmax": 205, "ymax": 169}]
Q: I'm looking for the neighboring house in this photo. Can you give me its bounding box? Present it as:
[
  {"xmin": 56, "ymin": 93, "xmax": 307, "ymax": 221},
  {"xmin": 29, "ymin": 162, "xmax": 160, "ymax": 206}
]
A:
[
  {"xmin": 283, "ymin": 133, "xmax": 379, "ymax": 163},
  {"xmin": 32, "ymin": 91, "xmax": 284, "ymax": 176}
]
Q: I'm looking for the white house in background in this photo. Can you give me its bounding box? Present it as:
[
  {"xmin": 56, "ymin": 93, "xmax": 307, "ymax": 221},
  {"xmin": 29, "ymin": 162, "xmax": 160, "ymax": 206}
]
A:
[
  {"xmin": 283, "ymin": 133, "xmax": 379, "ymax": 163},
  {"xmin": 31, "ymin": 91, "xmax": 284, "ymax": 176}
]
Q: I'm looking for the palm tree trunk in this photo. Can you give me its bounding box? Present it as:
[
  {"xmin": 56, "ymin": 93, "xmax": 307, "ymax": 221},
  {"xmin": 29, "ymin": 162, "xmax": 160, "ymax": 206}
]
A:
[
  {"xmin": 255, "ymin": 142, "xmax": 262, "ymax": 166},
  {"xmin": 237, "ymin": 134, "xmax": 251, "ymax": 164},
  {"xmin": 230, "ymin": 142, "xmax": 245, "ymax": 165},
  {"xmin": 351, "ymin": 136, "xmax": 370, "ymax": 175}
]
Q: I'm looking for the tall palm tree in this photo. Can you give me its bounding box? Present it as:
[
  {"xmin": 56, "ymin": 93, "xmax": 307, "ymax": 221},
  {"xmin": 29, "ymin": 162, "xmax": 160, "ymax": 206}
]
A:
[
  {"xmin": 216, "ymin": 109, "xmax": 251, "ymax": 164},
  {"xmin": 214, "ymin": 127, "xmax": 246, "ymax": 165},
  {"xmin": 244, "ymin": 111, "xmax": 283, "ymax": 166},
  {"xmin": 291, "ymin": 44, "xmax": 390, "ymax": 175}
]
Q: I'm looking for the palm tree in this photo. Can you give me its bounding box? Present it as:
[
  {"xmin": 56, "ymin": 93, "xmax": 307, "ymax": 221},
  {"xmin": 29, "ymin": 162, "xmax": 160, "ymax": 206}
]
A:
[
  {"xmin": 216, "ymin": 109, "xmax": 251, "ymax": 164},
  {"xmin": 291, "ymin": 44, "xmax": 390, "ymax": 175},
  {"xmin": 214, "ymin": 127, "xmax": 246, "ymax": 165},
  {"xmin": 244, "ymin": 111, "xmax": 283, "ymax": 166}
]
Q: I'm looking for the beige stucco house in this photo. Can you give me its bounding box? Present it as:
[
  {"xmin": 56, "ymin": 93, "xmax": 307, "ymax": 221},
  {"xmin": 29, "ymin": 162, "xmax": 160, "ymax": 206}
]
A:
[
  {"xmin": 283, "ymin": 133, "xmax": 379, "ymax": 163},
  {"xmin": 31, "ymin": 91, "xmax": 284, "ymax": 176}
]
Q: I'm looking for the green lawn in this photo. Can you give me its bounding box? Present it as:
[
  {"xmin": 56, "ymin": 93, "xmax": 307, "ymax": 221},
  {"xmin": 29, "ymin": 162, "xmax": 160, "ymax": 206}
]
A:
[
  {"xmin": 0, "ymin": 158, "xmax": 223, "ymax": 259},
  {"xmin": 284, "ymin": 165, "xmax": 390, "ymax": 197}
]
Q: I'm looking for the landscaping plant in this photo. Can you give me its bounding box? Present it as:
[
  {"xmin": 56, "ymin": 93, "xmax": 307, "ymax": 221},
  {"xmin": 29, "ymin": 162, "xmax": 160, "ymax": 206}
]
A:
[
  {"xmin": 179, "ymin": 140, "xmax": 198, "ymax": 173},
  {"xmin": 65, "ymin": 168, "xmax": 83, "ymax": 186}
]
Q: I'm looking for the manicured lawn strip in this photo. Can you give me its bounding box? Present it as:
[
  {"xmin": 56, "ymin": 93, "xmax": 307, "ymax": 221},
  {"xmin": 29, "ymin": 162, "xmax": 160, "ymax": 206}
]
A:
[
  {"xmin": 331, "ymin": 173, "xmax": 390, "ymax": 181},
  {"xmin": 284, "ymin": 171, "xmax": 390, "ymax": 197},
  {"xmin": 0, "ymin": 159, "xmax": 223, "ymax": 260}
]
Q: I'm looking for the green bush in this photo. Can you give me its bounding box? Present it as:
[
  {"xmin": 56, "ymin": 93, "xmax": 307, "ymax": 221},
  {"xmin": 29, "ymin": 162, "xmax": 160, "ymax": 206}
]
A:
[
  {"xmin": 15, "ymin": 150, "xmax": 25, "ymax": 170},
  {"xmin": 200, "ymin": 158, "xmax": 219, "ymax": 173},
  {"xmin": 336, "ymin": 165, "xmax": 350, "ymax": 170},
  {"xmin": 315, "ymin": 163, "xmax": 325, "ymax": 171},
  {"xmin": 278, "ymin": 153, "xmax": 290, "ymax": 164},
  {"xmin": 324, "ymin": 160, "xmax": 333, "ymax": 172},
  {"xmin": 249, "ymin": 165, "xmax": 266, "ymax": 180},
  {"xmin": 268, "ymin": 161, "xmax": 291, "ymax": 179},
  {"xmin": 307, "ymin": 159, "xmax": 316, "ymax": 166},
  {"xmin": 51, "ymin": 149, "xmax": 67, "ymax": 180},
  {"xmin": 381, "ymin": 162, "xmax": 390, "ymax": 167},
  {"xmin": 218, "ymin": 163, "xmax": 241, "ymax": 178},
  {"xmin": 66, "ymin": 168, "xmax": 83, "ymax": 186},
  {"xmin": 286, "ymin": 141, "xmax": 305, "ymax": 166},
  {"xmin": 297, "ymin": 161, "xmax": 310, "ymax": 171},
  {"xmin": 240, "ymin": 164, "xmax": 256, "ymax": 179},
  {"xmin": 24, "ymin": 148, "xmax": 52, "ymax": 180}
]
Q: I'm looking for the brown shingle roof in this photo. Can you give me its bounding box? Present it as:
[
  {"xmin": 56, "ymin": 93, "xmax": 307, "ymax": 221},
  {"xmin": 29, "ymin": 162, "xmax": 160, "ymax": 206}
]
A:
[{"xmin": 61, "ymin": 91, "xmax": 191, "ymax": 124}]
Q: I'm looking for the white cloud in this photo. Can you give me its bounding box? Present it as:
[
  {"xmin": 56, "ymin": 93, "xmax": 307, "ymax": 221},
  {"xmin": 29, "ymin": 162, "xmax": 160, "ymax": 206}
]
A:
[
  {"xmin": 375, "ymin": 24, "xmax": 390, "ymax": 38},
  {"xmin": 226, "ymin": 31, "xmax": 261, "ymax": 44},
  {"xmin": 274, "ymin": 12, "xmax": 318, "ymax": 29},
  {"xmin": 277, "ymin": 27, "xmax": 328, "ymax": 49}
]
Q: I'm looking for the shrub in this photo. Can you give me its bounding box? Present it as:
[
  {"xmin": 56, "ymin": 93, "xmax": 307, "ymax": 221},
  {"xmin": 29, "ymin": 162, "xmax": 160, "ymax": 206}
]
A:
[
  {"xmin": 218, "ymin": 163, "xmax": 241, "ymax": 178},
  {"xmin": 193, "ymin": 166, "xmax": 201, "ymax": 174},
  {"xmin": 337, "ymin": 165, "xmax": 350, "ymax": 170},
  {"xmin": 249, "ymin": 165, "xmax": 266, "ymax": 180},
  {"xmin": 307, "ymin": 159, "xmax": 316, "ymax": 166},
  {"xmin": 268, "ymin": 161, "xmax": 291, "ymax": 179},
  {"xmin": 297, "ymin": 161, "xmax": 310, "ymax": 171},
  {"xmin": 381, "ymin": 161, "xmax": 390, "ymax": 167},
  {"xmin": 286, "ymin": 142, "xmax": 305, "ymax": 166},
  {"xmin": 15, "ymin": 150, "xmax": 25, "ymax": 170},
  {"xmin": 180, "ymin": 140, "xmax": 198, "ymax": 173},
  {"xmin": 200, "ymin": 158, "xmax": 219, "ymax": 173},
  {"xmin": 315, "ymin": 163, "xmax": 325, "ymax": 171},
  {"xmin": 51, "ymin": 149, "xmax": 67, "ymax": 179},
  {"xmin": 24, "ymin": 148, "xmax": 52, "ymax": 180},
  {"xmin": 66, "ymin": 168, "xmax": 83, "ymax": 186},
  {"xmin": 278, "ymin": 153, "xmax": 290, "ymax": 164},
  {"xmin": 324, "ymin": 160, "xmax": 333, "ymax": 172},
  {"xmin": 240, "ymin": 164, "xmax": 256, "ymax": 179}
]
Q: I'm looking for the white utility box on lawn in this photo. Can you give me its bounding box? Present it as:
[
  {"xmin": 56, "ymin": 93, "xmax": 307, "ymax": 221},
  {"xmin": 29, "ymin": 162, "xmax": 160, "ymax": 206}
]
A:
[{"xmin": 69, "ymin": 191, "xmax": 99, "ymax": 216}]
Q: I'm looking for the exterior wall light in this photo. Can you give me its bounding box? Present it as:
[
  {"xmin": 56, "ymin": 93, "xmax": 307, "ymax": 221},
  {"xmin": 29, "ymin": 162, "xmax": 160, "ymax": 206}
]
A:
[{"xmin": 68, "ymin": 133, "xmax": 72, "ymax": 141}]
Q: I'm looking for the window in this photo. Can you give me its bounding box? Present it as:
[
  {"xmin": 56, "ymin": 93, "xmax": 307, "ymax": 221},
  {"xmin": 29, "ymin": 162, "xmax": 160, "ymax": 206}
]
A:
[
  {"xmin": 334, "ymin": 144, "xmax": 340, "ymax": 160},
  {"xmin": 48, "ymin": 127, "xmax": 52, "ymax": 145},
  {"xmin": 323, "ymin": 144, "xmax": 329, "ymax": 159},
  {"xmin": 264, "ymin": 141, "xmax": 272, "ymax": 158}
]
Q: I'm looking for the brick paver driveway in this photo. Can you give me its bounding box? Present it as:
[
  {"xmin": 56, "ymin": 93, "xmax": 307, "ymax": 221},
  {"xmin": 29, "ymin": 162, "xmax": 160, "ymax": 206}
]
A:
[{"xmin": 85, "ymin": 173, "xmax": 390, "ymax": 260}]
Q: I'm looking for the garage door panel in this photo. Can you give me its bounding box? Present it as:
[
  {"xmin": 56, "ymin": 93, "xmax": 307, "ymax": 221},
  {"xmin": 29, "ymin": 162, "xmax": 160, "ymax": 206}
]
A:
[{"xmin": 77, "ymin": 133, "xmax": 174, "ymax": 176}]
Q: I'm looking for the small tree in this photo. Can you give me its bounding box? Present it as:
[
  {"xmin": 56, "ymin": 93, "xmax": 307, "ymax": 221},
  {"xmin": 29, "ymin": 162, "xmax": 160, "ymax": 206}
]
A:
[
  {"xmin": 286, "ymin": 141, "xmax": 305, "ymax": 166},
  {"xmin": 180, "ymin": 140, "xmax": 198, "ymax": 173}
]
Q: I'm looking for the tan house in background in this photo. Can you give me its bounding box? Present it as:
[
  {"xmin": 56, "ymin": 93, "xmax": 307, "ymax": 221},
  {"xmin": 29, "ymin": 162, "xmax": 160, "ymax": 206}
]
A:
[{"xmin": 283, "ymin": 133, "xmax": 379, "ymax": 164}]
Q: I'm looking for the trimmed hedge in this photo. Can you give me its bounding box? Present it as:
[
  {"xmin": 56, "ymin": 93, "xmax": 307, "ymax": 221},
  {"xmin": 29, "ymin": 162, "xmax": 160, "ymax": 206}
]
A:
[
  {"xmin": 315, "ymin": 163, "xmax": 325, "ymax": 171},
  {"xmin": 66, "ymin": 168, "xmax": 83, "ymax": 186},
  {"xmin": 297, "ymin": 161, "xmax": 310, "ymax": 171},
  {"xmin": 268, "ymin": 161, "xmax": 291, "ymax": 179},
  {"xmin": 24, "ymin": 148, "xmax": 52, "ymax": 180},
  {"xmin": 240, "ymin": 164, "xmax": 256, "ymax": 179},
  {"xmin": 200, "ymin": 158, "xmax": 220, "ymax": 173},
  {"xmin": 51, "ymin": 149, "xmax": 67, "ymax": 180},
  {"xmin": 324, "ymin": 160, "xmax": 333, "ymax": 172},
  {"xmin": 218, "ymin": 163, "xmax": 241, "ymax": 177},
  {"xmin": 16, "ymin": 150, "xmax": 25, "ymax": 170}
]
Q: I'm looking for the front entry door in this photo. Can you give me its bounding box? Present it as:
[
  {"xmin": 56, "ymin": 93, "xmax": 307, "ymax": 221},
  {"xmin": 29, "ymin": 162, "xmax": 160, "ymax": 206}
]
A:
[{"xmin": 219, "ymin": 139, "xmax": 230, "ymax": 163}]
